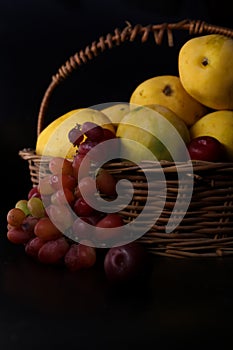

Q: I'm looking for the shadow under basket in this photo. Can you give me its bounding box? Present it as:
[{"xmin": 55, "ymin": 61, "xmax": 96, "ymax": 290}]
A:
[{"xmin": 19, "ymin": 19, "xmax": 233, "ymax": 258}]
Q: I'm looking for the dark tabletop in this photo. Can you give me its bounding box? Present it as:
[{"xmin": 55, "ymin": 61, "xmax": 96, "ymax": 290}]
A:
[
  {"xmin": 1, "ymin": 234, "xmax": 233, "ymax": 349},
  {"xmin": 1, "ymin": 1, "xmax": 233, "ymax": 349}
]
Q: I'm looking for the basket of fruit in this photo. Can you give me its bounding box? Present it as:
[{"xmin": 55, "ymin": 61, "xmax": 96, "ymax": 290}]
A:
[{"xmin": 9, "ymin": 18, "xmax": 233, "ymax": 264}]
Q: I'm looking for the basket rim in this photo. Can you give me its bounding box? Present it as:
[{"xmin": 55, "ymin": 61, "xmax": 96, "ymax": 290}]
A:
[{"xmin": 19, "ymin": 147, "xmax": 233, "ymax": 170}]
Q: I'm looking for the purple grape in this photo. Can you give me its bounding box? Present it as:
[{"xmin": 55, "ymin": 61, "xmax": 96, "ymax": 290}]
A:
[
  {"xmin": 78, "ymin": 140, "xmax": 98, "ymax": 156},
  {"xmin": 78, "ymin": 140, "xmax": 107, "ymax": 163},
  {"xmin": 68, "ymin": 125, "xmax": 84, "ymax": 146},
  {"xmin": 81, "ymin": 122, "xmax": 104, "ymax": 142}
]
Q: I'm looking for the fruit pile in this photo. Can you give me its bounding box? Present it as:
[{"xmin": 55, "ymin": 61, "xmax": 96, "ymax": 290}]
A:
[
  {"xmin": 125, "ymin": 33, "xmax": 233, "ymax": 162},
  {"xmin": 7, "ymin": 121, "xmax": 147, "ymax": 282},
  {"xmin": 6, "ymin": 32, "xmax": 233, "ymax": 278},
  {"xmin": 34, "ymin": 35, "xmax": 233, "ymax": 164}
]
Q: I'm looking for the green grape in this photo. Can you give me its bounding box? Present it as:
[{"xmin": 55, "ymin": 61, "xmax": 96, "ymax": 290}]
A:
[
  {"xmin": 15, "ymin": 199, "xmax": 31, "ymax": 216},
  {"xmin": 27, "ymin": 197, "xmax": 45, "ymax": 218}
]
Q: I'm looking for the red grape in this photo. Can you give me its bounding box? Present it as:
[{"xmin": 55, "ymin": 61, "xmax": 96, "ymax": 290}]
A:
[
  {"xmin": 71, "ymin": 212, "xmax": 104, "ymax": 242},
  {"xmin": 39, "ymin": 175, "xmax": 55, "ymax": 196},
  {"xmin": 34, "ymin": 217, "xmax": 62, "ymax": 241},
  {"xmin": 78, "ymin": 140, "xmax": 98, "ymax": 156},
  {"xmin": 71, "ymin": 216, "xmax": 95, "ymax": 241},
  {"xmin": 49, "ymin": 174, "xmax": 76, "ymax": 191},
  {"xmin": 76, "ymin": 176, "xmax": 97, "ymax": 201},
  {"xmin": 96, "ymin": 168, "xmax": 117, "ymax": 197},
  {"xmin": 38, "ymin": 237, "xmax": 70, "ymax": 264},
  {"xmin": 96, "ymin": 213, "xmax": 124, "ymax": 228},
  {"xmin": 50, "ymin": 188, "xmax": 75, "ymax": 206},
  {"xmin": 72, "ymin": 153, "xmax": 91, "ymax": 180},
  {"xmin": 25, "ymin": 236, "xmax": 45, "ymax": 259},
  {"xmin": 49, "ymin": 204, "xmax": 74, "ymax": 231},
  {"xmin": 64, "ymin": 243, "xmax": 96, "ymax": 271},
  {"xmin": 79, "ymin": 140, "xmax": 107, "ymax": 163},
  {"xmin": 102, "ymin": 128, "xmax": 116, "ymax": 140},
  {"xmin": 7, "ymin": 227, "xmax": 34, "ymax": 244},
  {"xmin": 73, "ymin": 197, "xmax": 96, "ymax": 217},
  {"xmin": 85, "ymin": 212, "xmax": 105, "ymax": 225},
  {"xmin": 95, "ymin": 213, "xmax": 124, "ymax": 241},
  {"xmin": 49, "ymin": 157, "xmax": 73, "ymax": 175},
  {"xmin": 61, "ymin": 174, "xmax": 77, "ymax": 191},
  {"xmin": 100, "ymin": 129, "xmax": 119, "ymax": 157},
  {"xmin": 28, "ymin": 186, "xmax": 41, "ymax": 199}
]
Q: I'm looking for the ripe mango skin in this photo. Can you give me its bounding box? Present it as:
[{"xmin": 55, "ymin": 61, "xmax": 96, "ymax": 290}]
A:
[
  {"xmin": 101, "ymin": 103, "xmax": 130, "ymax": 130},
  {"xmin": 129, "ymin": 75, "xmax": 208, "ymax": 127},
  {"xmin": 36, "ymin": 108, "xmax": 115, "ymax": 159},
  {"xmin": 116, "ymin": 105, "xmax": 190, "ymax": 163},
  {"xmin": 179, "ymin": 34, "xmax": 233, "ymax": 110}
]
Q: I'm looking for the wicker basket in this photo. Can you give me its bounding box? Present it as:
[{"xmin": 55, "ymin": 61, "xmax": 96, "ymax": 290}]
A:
[{"xmin": 19, "ymin": 19, "xmax": 233, "ymax": 258}]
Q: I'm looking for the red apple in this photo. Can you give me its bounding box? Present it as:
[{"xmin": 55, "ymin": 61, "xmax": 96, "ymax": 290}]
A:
[{"xmin": 187, "ymin": 136, "xmax": 225, "ymax": 162}]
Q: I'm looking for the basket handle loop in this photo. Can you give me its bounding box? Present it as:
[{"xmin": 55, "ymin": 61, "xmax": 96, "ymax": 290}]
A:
[{"xmin": 37, "ymin": 19, "xmax": 233, "ymax": 136}]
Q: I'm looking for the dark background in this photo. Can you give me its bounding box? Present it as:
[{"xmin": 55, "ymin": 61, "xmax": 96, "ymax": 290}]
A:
[{"xmin": 0, "ymin": 1, "xmax": 233, "ymax": 349}]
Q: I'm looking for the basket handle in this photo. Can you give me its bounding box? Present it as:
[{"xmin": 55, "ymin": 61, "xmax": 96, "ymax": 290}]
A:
[{"xmin": 37, "ymin": 18, "xmax": 233, "ymax": 136}]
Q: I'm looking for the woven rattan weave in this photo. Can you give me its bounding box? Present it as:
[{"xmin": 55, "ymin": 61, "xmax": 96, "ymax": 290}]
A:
[{"xmin": 19, "ymin": 19, "xmax": 233, "ymax": 257}]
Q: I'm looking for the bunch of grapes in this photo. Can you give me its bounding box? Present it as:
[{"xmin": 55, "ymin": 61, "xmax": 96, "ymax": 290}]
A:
[
  {"xmin": 68, "ymin": 121, "xmax": 118, "ymax": 166},
  {"xmin": 6, "ymin": 121, "xmax": 148, "ymax": 280}
]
